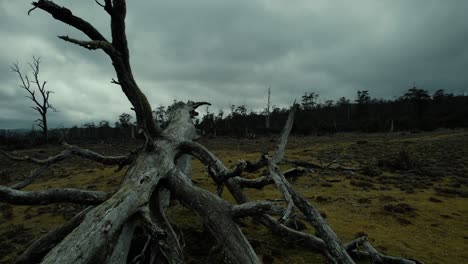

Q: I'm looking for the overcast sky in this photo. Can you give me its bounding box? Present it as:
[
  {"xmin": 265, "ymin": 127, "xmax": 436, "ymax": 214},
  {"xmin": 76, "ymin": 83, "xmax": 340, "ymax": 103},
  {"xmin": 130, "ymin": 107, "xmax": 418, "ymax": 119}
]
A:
[{"xmin": 1, "ymin": 0, "xmax": 467, "ymax": 129}]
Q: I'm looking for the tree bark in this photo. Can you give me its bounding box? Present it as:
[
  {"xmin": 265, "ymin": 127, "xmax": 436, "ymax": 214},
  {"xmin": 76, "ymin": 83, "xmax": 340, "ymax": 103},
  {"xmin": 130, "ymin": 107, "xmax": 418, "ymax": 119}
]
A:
[{"xmin": 3, "ymin": 2, "xmax": 423, "ymax": 264}]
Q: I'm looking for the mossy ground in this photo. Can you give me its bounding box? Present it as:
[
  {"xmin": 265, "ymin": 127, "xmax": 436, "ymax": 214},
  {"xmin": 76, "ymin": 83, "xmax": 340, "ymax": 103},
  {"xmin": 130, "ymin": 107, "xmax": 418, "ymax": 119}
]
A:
[{"xmin": 1, "ymin": 130, "xmax": 467, "ymax": 263}]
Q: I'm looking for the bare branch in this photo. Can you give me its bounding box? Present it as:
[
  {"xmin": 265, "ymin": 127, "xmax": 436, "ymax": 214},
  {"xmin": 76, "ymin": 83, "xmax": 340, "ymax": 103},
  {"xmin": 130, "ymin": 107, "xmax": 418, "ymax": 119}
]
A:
[
  {"xmin": 230, "ymin": 201, "xmax": 282, "ymax": 218},
  {"xmin": 283, "ymin": 158, "xmax": 360, "ymax": 171},
  {"xmin": 137, "ymin": 207, "xmax": 166, "ymax": 237},
  {"xmin": 189, "ymin": 101, "xmax": 211, "ymax": 110},
  {"xmin": 178, "ymin": 141, "xmax": 268, "ymax": 182},
  {"xmin": 27, "ymin": 5, "xmax": 38, "ymax": 15},
  {"xmin": 31, "ymin": 0, "xmax": 109, "ymax": 43},
  {"xmin": 12, "ymin": 56, "xmax": 55, "ymax": 143},
  {"xmin": 233, "ymin": 168, "xmax": 308, "ymax": 190},
  {"xmin": 136, "ymin": 206, "xmax": 186, "ymax": 263},
  {"xmin": 267, "ymin": 160, "xmax": 294, "ymax": 222},
  {"xmin": 111, "ymin": 78, "xmax": 120, "ymax": 85},
  {"xmin": 234, "ymin": 176, "xmax": 272, "ymax": 189},
  {"xmin": 62, "ymin": 142, "xmax": 135, "ymax": 166},
  {"xmin": 345, "ymin": 236, "xmax": 423, "ymax": 264},
  {"xmin": 272, "ymin": 103, "xmax": 295, "ymax": 163},
  {"xmin": 0, "ymin": 186, "xmax": 109, "ymax": 205},
  {"xmin": 148, "ymin": 188, "xmax": 184, "ymax": 262},
  {"xmin": 94, "ymin": 0, "xmax": 112, "ymax": 14},
  {"xmin": 58, "ymin": 35, "xmax": 117, "ymax": 55},
  {"xmin": 263, "ymin": 105, "xmax": 297, "ymax": 222},
  {"xmin": 167, "ymin": 168, "xmax": 259, "ymax": 263},
  {"xmin": 9, "ymin": 165, "xmax": 49, "ymax": 190},
  {"xmin": 94, "ymin": 0, "xmax": 105, "ymax": 8},
  {"xmin": 259, "ymin": 215, "xmax": 335, "ymax": 262},
  {"xmin": 131, "ymin": 235, "xmax": 151, "ymax": 264},
  {"xmin": 0, "ymin": 142, "xmax": 133, "ymax": 167},
  {"xmin": 12, "ymin": 62, "xmax": 44, "ymax": 109},
  {"xmin": 284, "ymin": 183, "xmax": 354, "ymax": 263},
  {"xmin": 32, "ymin": 0, "xmax": 161, "ymax": 137}
]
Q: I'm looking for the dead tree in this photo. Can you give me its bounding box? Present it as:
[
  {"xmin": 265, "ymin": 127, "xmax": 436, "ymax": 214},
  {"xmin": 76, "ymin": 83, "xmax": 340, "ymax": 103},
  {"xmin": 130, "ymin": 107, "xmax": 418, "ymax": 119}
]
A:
[
  {"xmin": 11, "ymin": 56, "xmax": 56, "ymax": 144},
  {"xmin": 265, "ymin": 86, "xmax": 271, "ymax": 134},
  {"xmin": 0, "ymin": 1, "xmax": 424, "ymax": 263}
]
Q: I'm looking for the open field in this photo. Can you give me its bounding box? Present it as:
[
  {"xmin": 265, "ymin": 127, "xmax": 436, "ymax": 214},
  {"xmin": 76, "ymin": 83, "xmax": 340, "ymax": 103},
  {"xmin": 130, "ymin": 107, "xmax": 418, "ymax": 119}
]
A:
[{"xmin": 1, "ymin": 129, "xmax": 467, "ymax": 263}]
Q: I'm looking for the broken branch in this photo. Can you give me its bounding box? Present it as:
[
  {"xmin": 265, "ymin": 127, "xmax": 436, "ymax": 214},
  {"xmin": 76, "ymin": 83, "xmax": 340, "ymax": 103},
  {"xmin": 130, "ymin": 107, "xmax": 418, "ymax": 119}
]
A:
[{"xmin": 0, "ymin": 186, "xmax": 109, "ymax": 205}]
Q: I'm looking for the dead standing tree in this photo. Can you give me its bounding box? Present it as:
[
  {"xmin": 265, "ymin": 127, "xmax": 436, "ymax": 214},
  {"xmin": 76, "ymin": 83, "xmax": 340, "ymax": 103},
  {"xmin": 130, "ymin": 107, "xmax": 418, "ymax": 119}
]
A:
[
  {"xmin": 0, "ymin": 1, "xmax": 423, "ymax": 263},
  {"xmin": 265, "ymin": 86, "xmax": 271, "ymax": 134},
  {"xmin": 11, "ymin": 56, "xmax": 56, "ymax": 144}
]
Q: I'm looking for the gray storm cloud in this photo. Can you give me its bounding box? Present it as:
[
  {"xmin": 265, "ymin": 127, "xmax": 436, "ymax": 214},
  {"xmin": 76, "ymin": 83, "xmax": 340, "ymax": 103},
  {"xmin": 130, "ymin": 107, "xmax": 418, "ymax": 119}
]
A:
[{"xmin": 1, "ymin": 0, "xmax": 467, "ymax": 129}]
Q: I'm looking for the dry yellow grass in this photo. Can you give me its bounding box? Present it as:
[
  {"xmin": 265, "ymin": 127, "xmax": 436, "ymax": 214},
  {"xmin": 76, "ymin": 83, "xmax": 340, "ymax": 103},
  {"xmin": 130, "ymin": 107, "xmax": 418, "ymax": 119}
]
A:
[{"xmin": 0, "ymin": 130, "xmax": 467, "ymax": 263}]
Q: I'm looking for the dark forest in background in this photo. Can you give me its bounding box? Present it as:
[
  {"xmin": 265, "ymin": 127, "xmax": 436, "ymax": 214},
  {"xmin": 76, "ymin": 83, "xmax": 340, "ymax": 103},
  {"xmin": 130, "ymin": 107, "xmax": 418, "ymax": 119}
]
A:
[
  {"xmin": 1, "ymin": 86, "xmax": 467, "ymax": 149},
  {"xmin": 198, "ymin": 87, "xmax": 468, "ymax": 137}
]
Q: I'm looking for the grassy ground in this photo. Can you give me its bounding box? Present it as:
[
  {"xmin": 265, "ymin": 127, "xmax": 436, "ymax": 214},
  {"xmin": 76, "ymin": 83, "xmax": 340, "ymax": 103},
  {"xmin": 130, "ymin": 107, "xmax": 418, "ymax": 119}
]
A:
[{"xmin": 0, "ymin": 129, "xmax": 467, "ymax": 263}]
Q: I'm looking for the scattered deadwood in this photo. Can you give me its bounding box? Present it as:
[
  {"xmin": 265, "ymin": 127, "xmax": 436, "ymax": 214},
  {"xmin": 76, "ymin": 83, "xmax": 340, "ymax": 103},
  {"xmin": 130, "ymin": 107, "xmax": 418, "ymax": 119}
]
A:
[
  {"xmin": 0, "ymin": 1, "xmax": 424, "ymax": 263},
  {"xmin": 345, "ymin": 236, "xmax": 424, "ymax": 264},
  {"xmin": 282, "ymin": 158, "xmax": 360, "ymax": 171},
  {"xmin": 0, "ymin": 142, "xmax": 133, "ymax": 167}
]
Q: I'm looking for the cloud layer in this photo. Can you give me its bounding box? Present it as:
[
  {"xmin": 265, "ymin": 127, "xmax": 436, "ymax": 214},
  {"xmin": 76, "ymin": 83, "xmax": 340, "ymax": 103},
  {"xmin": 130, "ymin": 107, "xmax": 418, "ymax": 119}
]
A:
[{"xmin": 1, "ymin": 0, "xmax": 467, "ymax": 129}]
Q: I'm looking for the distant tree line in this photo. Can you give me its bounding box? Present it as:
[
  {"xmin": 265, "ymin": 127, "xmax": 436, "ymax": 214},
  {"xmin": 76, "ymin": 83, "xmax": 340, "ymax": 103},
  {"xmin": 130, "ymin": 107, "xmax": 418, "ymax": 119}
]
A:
[
  {"xmin": 197, "ymin": 87, "xmax": 468, "ymax": 137},
  {"xmin": 0, "ymin": 112, "xmax": 140, "ymax": 149},
  {"xmin": 1, "ymin": 86, "xmax": 467, "ymax": 149}
]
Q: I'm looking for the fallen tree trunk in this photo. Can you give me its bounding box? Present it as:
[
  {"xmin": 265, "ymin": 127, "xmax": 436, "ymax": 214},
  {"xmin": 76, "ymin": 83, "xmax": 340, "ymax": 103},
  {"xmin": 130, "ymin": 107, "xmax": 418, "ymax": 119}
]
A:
[{"xmin": 0, "ymin": 1, "xmax": 424, "ymax": 263}]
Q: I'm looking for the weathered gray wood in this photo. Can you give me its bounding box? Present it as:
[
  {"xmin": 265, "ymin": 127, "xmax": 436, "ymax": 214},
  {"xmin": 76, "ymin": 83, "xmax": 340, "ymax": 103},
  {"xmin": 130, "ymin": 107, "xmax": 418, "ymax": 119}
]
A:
[
  {"xmin": 138, "ymin": 206, "xmax": 185, "ymax": 264},
  {"xmin": 32, "ymin": 0, "xmax": 161, "ymax": 137},
  {"xmin": 40, "ymin": 151, "xmax": 168, "ymax": 263},
  {"xmin": 9, "ymin": 165, "xmax": 49, "ymax": 190},
  {"xmin": 15, "ymin": 207, "xmax": 92, "ymax": 264},
  {"xmin": 9, "ymin": 2, "xmax": 423, "ymax": 264},
  {"xmin": 268, "ymin": 106, "xmax": 355, "ymax": 264},
  {"xmin": 167, "ymin": 168, "xmax": 260, "ymax": 264},
  {"xmin": 264, "ymin": 106, "xmax": 296, "ymax": 222},
  {"xmin": 148, "ymin": 188, "xmax": 185, "ymax": 264},
  {"xmin": 106, "ymin": 220, "xmax": 137, "ymax": 264},
  {"xmin": 230, "ymin": 201, "xmax": 281, "ymax": 218},
  {"xmin": 0, "ymin": 186, "xmax": 109, "ymax": 205},
  {"xmin": 267, "ymin": 161, "xmax": 294, "ymax": 222},
  {"xmin": 272, "ymin": 104, "xmax": 295, "ymax": 163},
  {"xmin": 181, "ymin": 107, "xmax": 355, "ymax": 264},
  {"xmin": 26, "ymin": 102, "xmax": 256, "ymax": 264},
  {"xmin": 285, "ymin": 184, "xmax": 355, "ymax": 263},
  {"xmin": 344, "ymin": 236, "xmax": 421, "ymax": 264},
  {"xmin": 0, "ymin": 143, "xmax": 131, "ymax": 166}
]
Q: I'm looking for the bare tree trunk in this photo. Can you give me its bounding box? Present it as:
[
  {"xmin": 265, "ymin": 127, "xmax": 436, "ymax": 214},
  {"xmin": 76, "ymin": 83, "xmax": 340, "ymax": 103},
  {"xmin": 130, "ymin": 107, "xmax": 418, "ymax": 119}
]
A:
[
  {"xmin": 0, "ymin": 2, "xmax": 424, "ymax": 264},
  {"xmin": 43, "ymin": 114, "xmax": 48, "ymax": 144},
  {"xmin": 266, "ymin": 86, "xmax": 271, "ymax": 133}
]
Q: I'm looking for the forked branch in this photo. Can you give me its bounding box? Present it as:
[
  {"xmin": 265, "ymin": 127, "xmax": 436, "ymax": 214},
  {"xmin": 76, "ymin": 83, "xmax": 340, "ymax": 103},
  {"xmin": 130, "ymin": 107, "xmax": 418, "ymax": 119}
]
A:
[{"xmin": 31, "ymin": 0, "xmax": 161, "ymax": 137}]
